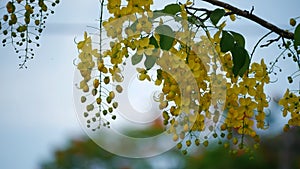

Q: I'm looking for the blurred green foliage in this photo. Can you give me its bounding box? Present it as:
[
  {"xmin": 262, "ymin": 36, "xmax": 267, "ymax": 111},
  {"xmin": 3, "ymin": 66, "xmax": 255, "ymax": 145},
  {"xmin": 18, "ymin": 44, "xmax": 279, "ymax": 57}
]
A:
[{"xmin": 40, "ymin": 127, "xmax": 300, "ymax": 169}]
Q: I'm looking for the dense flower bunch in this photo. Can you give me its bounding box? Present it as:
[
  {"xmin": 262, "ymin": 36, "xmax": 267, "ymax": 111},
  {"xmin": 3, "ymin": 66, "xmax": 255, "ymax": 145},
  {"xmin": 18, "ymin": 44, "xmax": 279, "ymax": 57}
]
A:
[
  {"xmin": 76, "ymin": 0, "xmax": 157, "ymax": 131},
  {"xmin": 107, "ymin": 0, "xmax": 152, "ymax": 17},
  {"xmin": 75, "ymin": 0, "xmax": 300, "ymax": 154},
  {"xmin": 222, "ymin": 60, "xmax": 270, "ymax": 149},
  {"xmin": 279, "ymin": 89, "xmax": 300, "ymax": 128},
  {"xmin": 76, "ymin": 32, "xmax": 121, "ymax": 130}
]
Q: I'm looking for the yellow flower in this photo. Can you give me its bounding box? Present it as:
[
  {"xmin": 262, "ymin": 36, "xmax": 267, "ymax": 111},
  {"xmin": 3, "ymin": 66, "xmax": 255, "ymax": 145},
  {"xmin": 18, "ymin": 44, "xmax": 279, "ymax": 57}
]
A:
[
  {"xmin": 251, "ymin": 59, "xmax": 270, "ymax": 83},
  {"xmin": 136, "ymin": 14, "xmax": 152, "ymax": 33},
  {"xmin": 226, "ymin": 108, "xmax": 243, "ymax": 128},
  {"xmin": 109, "ymin": 66, "xmax": 123, "ymax": 82},
  {"xmin": 188, "ymin": 58, "xmax": 201, "ymax": 78},
  {"xmin": 278, "ymin": 89, "xmax": 290, "ymax": 108},
  {"xmin": 135, "ymin": 38, "xmax": 155, "ymax": 55},
  {"xmin": 136, "ymin": 67, "xmax": 151, "ymax": 81},
  {"xmin": 105, "ymin": 42, "xmax": 125, "ymax": 64},
  {"xmin": 239, "ymin": 77, "xmax": 256, "ymax": 96},
  {"xmin": 238, "ymin": 97, "xmax": 257, "ymax": 117},
  {"xmin": 127, "ymin": 0, "xmax": 144, "ymax": 13},
  {"xmin": 107, "ymin": 0, "xmax": 121, "ymax": 14},
  {"xmin": 256, "ymin": 111, "xmax": 265, "ymax": 129},
  {"xmin": 278, "ymin": 89, "xmax": 300, "ymax": 127}
]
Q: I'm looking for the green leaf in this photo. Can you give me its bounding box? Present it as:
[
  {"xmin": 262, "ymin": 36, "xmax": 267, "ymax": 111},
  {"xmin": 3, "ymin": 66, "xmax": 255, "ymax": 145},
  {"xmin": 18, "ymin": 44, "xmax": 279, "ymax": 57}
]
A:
[
  {"xmin": 155, "ymin": 25, "xmax": 174, "ymax": 37},
  {"xmin": 238, "ymin": 53, "xmax": 250, "ymax": 77},
  {"xmin": 163, "ymin": 4, "xmax": 181, "ymax": 15},
  {"xmin": 230, "ymin": 31, "xmax": 245, "ymax": 48},
  {"xmin": 131, "ymin": 52, "xmax": 143, "ymax": 65},
  {"xmin": 231, "ymin": 47, "xmax": 250, "ymax": 77},
  {"xmin": 152, "ymin": 11, "xmax": 163, "ymax": 19},
  {"xmin": 294, "ymin": 23, "xmax": 300, "ymax": 47},
  {"xmin": 220, "ymin": 31, "xmax": 235, "ymax": 53},
  {"xmin": 149, "ymin": 36, "xmax": 159, "ymax": 48},
  {"xmin": 187, "ymin": 16, "xmax": 197, "ymax": 24},
  {"xmin": 188, "ymin": 16, "xmax": 204, "ymax": 25},
  {"xmin": 210, "ymin": 8, "xmax": 225, "ymax": 25},
  {"xmin": 155, "ymin": 25, "xmax": 175, "ymax": 50},
  {"xmin": 153, "ymin": 4, "xmax": 181, "ymax": 19},
  {"xmin": 144, "ymin": 55, "xmax": 157, "ymax": 70}
]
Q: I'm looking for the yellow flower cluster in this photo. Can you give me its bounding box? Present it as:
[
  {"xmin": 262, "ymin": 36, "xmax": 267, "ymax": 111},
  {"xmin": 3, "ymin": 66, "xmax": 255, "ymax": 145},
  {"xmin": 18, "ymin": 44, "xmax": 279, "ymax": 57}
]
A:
[
  {"xmin": 103, "ymin": 42, "xmax": 128, "ymax": 65},
  {"xmin": 155, "ymin": 35, "xmax": 227, "ymax": 150},
  {"xmin": 107, "ymin": 0, "xmax": 153, "ymax": 17},
  {"xmin": 76, "ymin": 0, "xmax": 300, "ymax": 154},
  {"xmin": 135, "ymin": 38, "xmax": 155, "ymax": 55},
  {"xmin": 210, "ymin": 28, "xmax": 271, "ymax": 148},
  {"xmin": 135, "ymin": 14, "xmax": 153, "ymax": 34},
  {"xmin": 104, "ymin": 0, "xmax": 154, "ymax": 41},
  {"xmin": 136, "ymin": 67, "xmax": 151, "ymax": 81},
  {"xmin": 279, "ymin": 89, "xmax": 300, "ymax": 127},
  {"xmin": 77, "ymin": 32, "xmax": 99, "ymax": 92},
  {"xmin": 76, "ymin": 32, "xmax": 123, "ymax": 130}
]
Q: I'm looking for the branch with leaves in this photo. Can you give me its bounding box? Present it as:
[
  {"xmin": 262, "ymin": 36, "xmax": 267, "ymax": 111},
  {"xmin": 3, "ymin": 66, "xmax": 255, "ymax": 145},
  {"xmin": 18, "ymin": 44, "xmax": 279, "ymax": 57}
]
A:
[
  {"xmin": 201, "ymin": 0, "xmax": 294, "ymax": 39},
  {"xmin": 0, "ymin": 0, "xmax": 299, "ymax": 157},
  {"xmin": 72, "ymin": 0, "xmax": 300, "ymax": 157}
]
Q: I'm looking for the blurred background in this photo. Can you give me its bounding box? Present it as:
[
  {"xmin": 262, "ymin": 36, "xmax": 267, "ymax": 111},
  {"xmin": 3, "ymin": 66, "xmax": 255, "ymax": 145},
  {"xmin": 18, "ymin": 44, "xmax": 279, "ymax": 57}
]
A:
[
  {"xmin": 39, "ymin": 126, "xmax": 300, "ymax": 169},
  {"xmin": 0, "ymin": 0, "xmax": 299, "ymax": 169}
]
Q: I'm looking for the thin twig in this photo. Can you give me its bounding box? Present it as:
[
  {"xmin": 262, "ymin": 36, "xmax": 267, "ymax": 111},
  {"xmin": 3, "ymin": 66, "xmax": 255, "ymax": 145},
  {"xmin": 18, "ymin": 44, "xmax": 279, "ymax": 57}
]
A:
[
  {"xmin": 98, "ymin": 0, "xmax": 105, "ymax": 112},
  {"xmin": 282, "ymin": 38, "xmax": 300, "ymax": 68},
  {"xmin": 260, "ymin": 35, "xmax": 281, "ymax": 48},
  {"xmin": 185, "ymin": 6, "xmax": 210, "ymax": 27},
  {"xmin": 185, "ymin": 6, "xmax": 210, "ymax": 13},
  {"xmin": 250, "ymin": 31, "xmax": 272, "ymax": 61}
]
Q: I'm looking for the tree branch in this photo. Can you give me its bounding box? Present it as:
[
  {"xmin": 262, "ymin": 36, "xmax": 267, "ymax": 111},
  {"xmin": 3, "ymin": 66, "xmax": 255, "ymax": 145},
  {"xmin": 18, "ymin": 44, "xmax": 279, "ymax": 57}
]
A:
[
  {"xmin": 260, "ymin": 35, "xmax": 281, "ymax": 48},
  {"xmin": 202, "ymin": 0, "xmax": 294, "ymax": 40}
]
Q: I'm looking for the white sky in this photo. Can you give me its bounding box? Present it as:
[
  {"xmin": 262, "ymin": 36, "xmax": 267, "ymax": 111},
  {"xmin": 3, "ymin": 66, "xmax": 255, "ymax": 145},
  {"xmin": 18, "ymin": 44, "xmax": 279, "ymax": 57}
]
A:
[{"xmin": 0, "ymin": 0, "xmax": 299, "ymax": 169}]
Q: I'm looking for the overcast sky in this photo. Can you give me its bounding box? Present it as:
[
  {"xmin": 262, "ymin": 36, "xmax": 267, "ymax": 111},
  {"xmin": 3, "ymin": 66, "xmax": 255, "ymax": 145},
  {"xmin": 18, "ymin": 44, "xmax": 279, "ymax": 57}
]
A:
[{"xmin": 0, "ymin": 0, "xmax": 299, "ymax": 169}]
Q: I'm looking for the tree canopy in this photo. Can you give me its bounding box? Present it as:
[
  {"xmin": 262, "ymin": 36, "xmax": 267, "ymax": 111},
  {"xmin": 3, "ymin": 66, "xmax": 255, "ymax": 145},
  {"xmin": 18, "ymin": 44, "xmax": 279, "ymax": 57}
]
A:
[{"xmin": 1, "ymin": 0, "xmax": 300, "ymax": 157}]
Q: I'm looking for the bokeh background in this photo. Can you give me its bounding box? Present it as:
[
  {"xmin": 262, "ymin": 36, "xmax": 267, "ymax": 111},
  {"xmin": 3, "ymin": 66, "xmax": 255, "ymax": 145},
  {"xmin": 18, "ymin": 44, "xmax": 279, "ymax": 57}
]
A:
[{"xmin": 0, "ymin": 0, "xmax": 299, "ymax": 169}]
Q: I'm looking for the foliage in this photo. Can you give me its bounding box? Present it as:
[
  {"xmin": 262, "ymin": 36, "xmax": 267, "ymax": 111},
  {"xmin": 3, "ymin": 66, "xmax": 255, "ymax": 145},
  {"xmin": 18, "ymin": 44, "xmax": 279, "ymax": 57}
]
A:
[
  {"xmin": 40, "ymin": 127, "xmax": 300, "ymax": 169},
  {"xmin": 73, "ymin": 0, "xmax": 300, "ymax": 155},
  {"xmin": 1, "ymin": 0, "xmax": 300, "ymax": 156}
]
